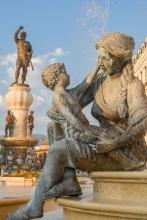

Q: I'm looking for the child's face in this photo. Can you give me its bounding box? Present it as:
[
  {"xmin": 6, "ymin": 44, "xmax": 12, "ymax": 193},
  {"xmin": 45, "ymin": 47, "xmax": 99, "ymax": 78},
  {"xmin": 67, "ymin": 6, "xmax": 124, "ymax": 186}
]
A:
[{"xmin": 58, "ymin": 72, "xmax": 70, "ymax": 88}]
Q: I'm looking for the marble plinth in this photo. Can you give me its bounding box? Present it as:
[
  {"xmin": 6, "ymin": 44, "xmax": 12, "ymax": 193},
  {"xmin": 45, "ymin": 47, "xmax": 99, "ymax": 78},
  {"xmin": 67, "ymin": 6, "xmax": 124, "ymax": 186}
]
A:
[
  {"xmin": 91, "ymin": 171, "xmax": 147, "ymax": 203},
  {"xmin": 57, "ymin": 171, "xmax": 147, "ymax": 220}
]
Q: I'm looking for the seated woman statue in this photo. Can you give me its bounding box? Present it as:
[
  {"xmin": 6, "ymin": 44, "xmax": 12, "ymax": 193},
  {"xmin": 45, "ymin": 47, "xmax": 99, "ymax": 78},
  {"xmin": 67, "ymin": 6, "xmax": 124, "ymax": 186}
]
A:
[{"xmin": 6, "ymin": 32, "xmax": 147, "ymax": 220}]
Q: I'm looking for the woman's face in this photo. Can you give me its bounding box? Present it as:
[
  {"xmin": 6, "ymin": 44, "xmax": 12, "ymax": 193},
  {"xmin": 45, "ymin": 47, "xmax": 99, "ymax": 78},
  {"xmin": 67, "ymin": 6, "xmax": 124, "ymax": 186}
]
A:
[
  {"xmin": 98, "ymin": 47, "xmax": 119, "ymax": 75},
  {"xmin": 98, "ymin": 47, "xmax": 113, "ymax": 71}
]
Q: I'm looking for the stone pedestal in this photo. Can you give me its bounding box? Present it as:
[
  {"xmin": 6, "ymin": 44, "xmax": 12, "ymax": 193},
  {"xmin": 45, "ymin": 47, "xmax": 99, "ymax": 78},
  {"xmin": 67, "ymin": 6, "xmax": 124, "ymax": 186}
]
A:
[
  {"xmin": 5, "ymin": 84, "xmax": 33, "ymax": 137},
  {"xmin": 57, "ymin": 171, "xmax": 147, "ymax": 220},
  {"xmin": 1, "ymin": 84, "xmax": 39, "ymax": 158}
]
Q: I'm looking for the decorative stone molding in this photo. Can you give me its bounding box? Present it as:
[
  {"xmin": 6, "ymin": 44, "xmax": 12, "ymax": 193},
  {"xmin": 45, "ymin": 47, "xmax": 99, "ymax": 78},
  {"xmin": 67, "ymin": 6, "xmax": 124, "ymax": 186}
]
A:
[{"xmin": 58, "ymin": 171, "xmax": 147, "ymax": 220}]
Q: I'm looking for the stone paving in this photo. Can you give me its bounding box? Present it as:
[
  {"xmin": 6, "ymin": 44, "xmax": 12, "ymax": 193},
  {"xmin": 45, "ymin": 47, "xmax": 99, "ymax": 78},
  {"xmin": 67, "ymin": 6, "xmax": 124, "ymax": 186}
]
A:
[
  {"xmin": 0, "ymin": 177, "xmax": 93, "ymax": 219},
  {"xmin": 0, "ymin": 184, "xmax": 34, "ymax": 199},
  {"xmin": 0, "ymin": 177, "xmax": 92, "ymax": 199},
  {"xmin": 34, "ymin": 210, "xmax": 63, "ymax": 220}
]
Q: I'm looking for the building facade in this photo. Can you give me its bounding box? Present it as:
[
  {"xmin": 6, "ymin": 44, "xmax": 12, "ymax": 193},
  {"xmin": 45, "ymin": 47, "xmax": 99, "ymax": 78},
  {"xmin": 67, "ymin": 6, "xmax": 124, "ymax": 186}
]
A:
[
  {"xmin": 134, "ymin": 38, "xmax": 147, "ymax": 94},
  {"xmin": 134, "ymin": 38, "xmax": 147, "ymax": 142}
]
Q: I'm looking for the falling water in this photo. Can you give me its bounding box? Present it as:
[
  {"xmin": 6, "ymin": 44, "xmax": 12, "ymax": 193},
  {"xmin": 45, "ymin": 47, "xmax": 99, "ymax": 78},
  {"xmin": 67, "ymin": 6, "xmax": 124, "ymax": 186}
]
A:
[{"xmin": 81, "ymin": 0, "xmax": 110, "ymax": 44}]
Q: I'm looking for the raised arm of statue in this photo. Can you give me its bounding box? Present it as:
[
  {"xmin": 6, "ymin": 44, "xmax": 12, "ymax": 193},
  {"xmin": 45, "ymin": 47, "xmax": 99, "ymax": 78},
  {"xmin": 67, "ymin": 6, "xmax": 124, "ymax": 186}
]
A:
[
  {"xmin": 69, "ymin": 57, "xmax": 100, "ymax": 109},
  {"xmin": 70, "ymin": 81, "xmax": 95, "ymax": 109},
  {"xmin": 14, "ymin": 25, "xmax": 24, "ymax": 43},
  {"xmin": 85, "ymin": 57, "xmax": 100, "ymax": 86}
]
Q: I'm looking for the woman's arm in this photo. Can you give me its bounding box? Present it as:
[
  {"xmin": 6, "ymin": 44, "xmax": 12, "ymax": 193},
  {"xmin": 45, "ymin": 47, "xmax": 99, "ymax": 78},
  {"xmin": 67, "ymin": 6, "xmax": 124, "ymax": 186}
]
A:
[
  {"xmin": 77, "ymin": 66, "xmax": 99, "ymax": 96},
  {"xmin": 69, "ymin": 80, "xmax": 95, "ymax": 108},
  {"xmin": 71, "ymin": 58, "xmax": 100, "ymax": 100}
]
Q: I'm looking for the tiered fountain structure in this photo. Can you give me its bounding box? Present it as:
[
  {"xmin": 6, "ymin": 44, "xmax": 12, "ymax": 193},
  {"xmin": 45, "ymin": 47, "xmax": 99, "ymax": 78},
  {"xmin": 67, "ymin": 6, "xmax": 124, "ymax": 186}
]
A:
[{"xmin": 1, "ymin": 83, "xmax": 38, "ymax": 159}]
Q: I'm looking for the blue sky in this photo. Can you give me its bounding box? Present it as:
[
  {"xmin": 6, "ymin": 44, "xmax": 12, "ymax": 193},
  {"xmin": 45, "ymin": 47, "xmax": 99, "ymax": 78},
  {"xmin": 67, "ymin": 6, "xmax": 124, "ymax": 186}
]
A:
[{"xmin": 0, "ymin": 0, "xmax": 147, "ymax": 135}]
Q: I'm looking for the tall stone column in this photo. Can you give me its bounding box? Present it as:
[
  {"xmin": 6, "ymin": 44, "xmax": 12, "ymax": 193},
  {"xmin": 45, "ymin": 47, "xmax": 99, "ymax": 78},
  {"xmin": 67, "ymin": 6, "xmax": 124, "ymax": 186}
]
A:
[{"xmin": 5, "ymin": 84, "xmax": 33, "ymax": 137}]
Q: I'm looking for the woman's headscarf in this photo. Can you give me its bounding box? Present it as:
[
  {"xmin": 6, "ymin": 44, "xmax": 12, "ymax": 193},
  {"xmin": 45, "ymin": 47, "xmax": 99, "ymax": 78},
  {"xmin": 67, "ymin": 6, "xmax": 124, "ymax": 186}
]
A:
[{"xmin": 96, "ymin": 32, "xmax": 135, "ymax": 61}]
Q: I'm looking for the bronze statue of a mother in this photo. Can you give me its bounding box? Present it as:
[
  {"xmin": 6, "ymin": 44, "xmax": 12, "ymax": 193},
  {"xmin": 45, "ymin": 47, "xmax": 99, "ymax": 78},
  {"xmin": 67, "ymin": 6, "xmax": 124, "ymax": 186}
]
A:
[{"xmin": 7, "ymin": 32, "xmax": 147, "ymax": 220}]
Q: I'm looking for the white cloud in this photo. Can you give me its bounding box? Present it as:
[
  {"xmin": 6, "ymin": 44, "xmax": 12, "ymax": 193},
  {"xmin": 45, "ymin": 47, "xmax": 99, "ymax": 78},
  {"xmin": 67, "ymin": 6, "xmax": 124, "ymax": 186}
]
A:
[
  {"xmin": 1, "ymin": 80, "xmax": 9, "ymax": 87},
  {"xmin": 0, "ymin": 53, "xmax": 17, "ymax": 66},
  {"xmin": 0, "ymin": 94, "xmax": 4, "ymax": 105},
  {"xmin": 32, "ymin": 94, "xmax": 45, "ymax": 109},
  {"xmin": 7, "ymin": 66, "xmax": 15, "ymax": 80},
  {"xmin": 0, "ymin": 94, "xmax": 7, "ymax": 118},
  {"xmin": 37, "ymin": 115, "xmax": 48, "ymax": 124},
  {"xmin": 49, "ymin": 58, "xmax": 56, "ymax": 64},
  {"xmin": 43, "ymin": 48, "xmax": 70, "ymax": 58},
  {"xmin": 54, "ymin": 48, "xmax": 64, "ymax": 56},
  {"xmin": 31, "ymin": 56, "xmax": 42, "ymax": 65}
]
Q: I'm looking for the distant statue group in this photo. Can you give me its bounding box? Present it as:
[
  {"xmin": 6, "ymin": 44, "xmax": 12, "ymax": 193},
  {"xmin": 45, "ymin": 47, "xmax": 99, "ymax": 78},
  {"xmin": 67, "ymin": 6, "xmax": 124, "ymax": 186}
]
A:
[
  {"xmin": 6, "ymin": 30, "xmax": 147, "ymax": 220},
  {"xmin": 0, "ymin": 148, "xmax": 47, "ymax": 175},
  {"xmin": 5, "ymin": 110, "xmax": 34, "ymax": 137}
]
